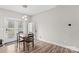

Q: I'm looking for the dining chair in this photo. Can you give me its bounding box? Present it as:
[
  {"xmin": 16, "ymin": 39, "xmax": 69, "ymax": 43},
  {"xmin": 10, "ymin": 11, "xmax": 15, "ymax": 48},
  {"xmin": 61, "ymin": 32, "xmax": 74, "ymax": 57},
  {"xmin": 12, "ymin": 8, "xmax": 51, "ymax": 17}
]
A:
[
  {"xmin": 26, "ymin": 33, "xmax": 34, "ymax": 48},
  {"xmin": 26, "ymin": 33, "xmax": 34, "ymax": 51},
  {"xmin": 17, "ymin": 31, "xmax": 24, "ymax": 50}
]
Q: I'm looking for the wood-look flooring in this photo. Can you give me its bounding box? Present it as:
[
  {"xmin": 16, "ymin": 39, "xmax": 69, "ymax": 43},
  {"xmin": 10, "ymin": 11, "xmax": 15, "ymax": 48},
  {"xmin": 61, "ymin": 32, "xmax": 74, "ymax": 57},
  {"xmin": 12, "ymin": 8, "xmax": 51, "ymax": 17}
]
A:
[{"xmin": 0, "ymin": 40, "xmax": 77, "ymax": 53}]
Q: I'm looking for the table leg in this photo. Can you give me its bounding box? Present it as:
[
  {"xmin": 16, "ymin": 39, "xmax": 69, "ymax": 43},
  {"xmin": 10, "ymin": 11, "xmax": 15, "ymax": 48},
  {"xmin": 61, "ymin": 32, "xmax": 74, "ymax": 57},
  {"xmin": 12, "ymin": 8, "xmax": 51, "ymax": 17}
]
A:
[{"xmin": 23, "ymin": 41, "xmax": 26, "ymax": 51}]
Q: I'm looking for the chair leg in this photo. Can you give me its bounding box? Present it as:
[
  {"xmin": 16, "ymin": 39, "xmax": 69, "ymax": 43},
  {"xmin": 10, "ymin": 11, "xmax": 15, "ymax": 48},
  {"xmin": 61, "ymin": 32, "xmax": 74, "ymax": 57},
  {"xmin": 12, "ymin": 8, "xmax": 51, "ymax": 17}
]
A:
[
  {"xmin": 17, "ymin": 40, "xmax": 18, "ymax": 48},
  {"xmin": 16, "ymin": 41, "xmax": 20, "ymax": 52},
  {"xmin": 26, "ymin": 43, "xmax": 30, "ymax": 52},
  {"xmin": 19, "ymin": 42, "xmax": 20, "ymax": 50},
  {"xmin": 23, "ymin": 41, "xmax": 26, "ymax": 51},
  {"xmin": 32, "ymin": 41, "xmax": 34, "ymax": 48}
]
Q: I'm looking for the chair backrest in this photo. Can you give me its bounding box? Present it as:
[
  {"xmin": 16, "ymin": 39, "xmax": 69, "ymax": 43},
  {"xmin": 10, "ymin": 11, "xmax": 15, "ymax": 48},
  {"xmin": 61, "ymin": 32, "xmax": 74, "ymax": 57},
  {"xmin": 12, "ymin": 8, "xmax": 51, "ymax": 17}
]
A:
[
  {"xmin": 17, "ymin": 31, "xmax": 24, "ymax": 40},
  {"xmin": 28, "ymin": 33, "xmax": 34, "ymax": 39}
]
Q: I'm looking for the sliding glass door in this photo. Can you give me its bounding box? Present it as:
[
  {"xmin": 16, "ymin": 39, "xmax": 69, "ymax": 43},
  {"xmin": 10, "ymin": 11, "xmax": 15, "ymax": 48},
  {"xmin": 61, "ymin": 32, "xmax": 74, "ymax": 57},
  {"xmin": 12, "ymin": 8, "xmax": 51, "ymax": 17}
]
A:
[
  {"xmin": 4, "ymin": 18, "xmax": 17, "ymax": 43},
  {"xmin": 4, "ymin": 18, "xmax": 25, "ymax": 43}
]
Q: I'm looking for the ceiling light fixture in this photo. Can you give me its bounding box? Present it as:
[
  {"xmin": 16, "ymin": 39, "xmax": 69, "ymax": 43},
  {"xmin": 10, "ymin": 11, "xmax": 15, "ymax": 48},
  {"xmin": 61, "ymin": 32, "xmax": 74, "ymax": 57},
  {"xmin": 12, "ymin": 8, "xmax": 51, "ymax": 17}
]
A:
[
  {"xmin": 22, "ymin": 5, "xmax": 28, "ymax": 8},
  {"xmin": 22, "ymin": 15, "xmax": 28, "ymax": 21}
]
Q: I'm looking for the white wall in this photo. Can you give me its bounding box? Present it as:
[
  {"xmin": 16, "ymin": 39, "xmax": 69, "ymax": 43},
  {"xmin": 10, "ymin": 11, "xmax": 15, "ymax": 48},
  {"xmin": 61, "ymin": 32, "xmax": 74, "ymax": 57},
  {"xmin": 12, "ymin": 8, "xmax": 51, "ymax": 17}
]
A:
[{"xmin": 32, "ymin": 5, "xmax": 79, "ymax": 51}]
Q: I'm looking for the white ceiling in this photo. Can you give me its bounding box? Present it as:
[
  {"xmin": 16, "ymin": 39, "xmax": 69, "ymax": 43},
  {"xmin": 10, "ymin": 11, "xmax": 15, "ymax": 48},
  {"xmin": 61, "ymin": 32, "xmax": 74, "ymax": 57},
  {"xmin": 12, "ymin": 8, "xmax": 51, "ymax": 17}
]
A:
[{"xmin": 0, "ymin": 5, "xmax": 56, "ymax": 15}]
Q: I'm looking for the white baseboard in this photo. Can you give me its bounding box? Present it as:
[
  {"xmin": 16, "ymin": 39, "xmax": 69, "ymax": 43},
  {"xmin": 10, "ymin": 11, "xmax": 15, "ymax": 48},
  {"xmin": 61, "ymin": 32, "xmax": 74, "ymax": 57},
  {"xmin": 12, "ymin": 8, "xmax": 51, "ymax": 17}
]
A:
[{"xmin": 38, "ymin": 39, "xmax": 79, "ymax": 51}]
